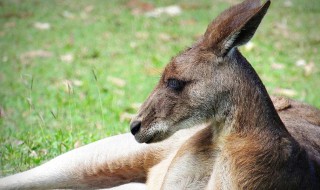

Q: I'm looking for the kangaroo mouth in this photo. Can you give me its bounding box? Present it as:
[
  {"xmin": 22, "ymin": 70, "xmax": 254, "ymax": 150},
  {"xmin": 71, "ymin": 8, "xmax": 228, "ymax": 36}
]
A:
[
  {"xmin": 133, "ymin": 131, "xmax": 157, "ymax": 144},
  {"xmin": 133, "ymin": 121, "xmax": 170, "ymax": 143},
  {"xmin": 140, "ymin": 133, "xmax": 165, "ymax": 144},
  {"xmin": 135, "ymin": 129, "xmax": 169, "ymax": 144},
  {"xmin": 137, "ymin": 118, "xmax": 193, "ymax": 144},
  {"xmin": 145, "ymin": 136, "xmax": 155, "ymax": 144}
]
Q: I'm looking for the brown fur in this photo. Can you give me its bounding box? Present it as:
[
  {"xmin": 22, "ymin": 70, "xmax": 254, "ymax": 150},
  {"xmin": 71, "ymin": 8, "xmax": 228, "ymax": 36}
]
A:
[{"xmin": 131, "ymin": 0, "xmax": 320, "ymax": 189}]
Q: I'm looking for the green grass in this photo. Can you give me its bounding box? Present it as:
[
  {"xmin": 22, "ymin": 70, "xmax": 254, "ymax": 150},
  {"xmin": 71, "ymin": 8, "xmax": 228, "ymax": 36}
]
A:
[{"xmin": 0, "ymin": 0, "xmax": 319, "ymax": 176}]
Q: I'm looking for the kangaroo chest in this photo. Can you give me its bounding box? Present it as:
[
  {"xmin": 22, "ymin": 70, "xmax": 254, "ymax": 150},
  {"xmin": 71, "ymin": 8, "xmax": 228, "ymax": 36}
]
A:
[{"xmin": 147, "ymin": 126, "xmax": 214, "ymax": 189}]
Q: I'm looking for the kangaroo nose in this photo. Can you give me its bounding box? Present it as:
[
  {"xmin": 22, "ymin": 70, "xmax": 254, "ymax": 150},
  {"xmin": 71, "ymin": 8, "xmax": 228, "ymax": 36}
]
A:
[{"xmin": 130, "ymin": 120, "xmax": 141, "ymax": 135}]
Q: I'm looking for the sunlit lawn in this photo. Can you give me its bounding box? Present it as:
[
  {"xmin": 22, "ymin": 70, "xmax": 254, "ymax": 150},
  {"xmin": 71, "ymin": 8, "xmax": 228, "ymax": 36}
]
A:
[{"xmin": 0, "ymin": 0, "xmax": 319, "ymax": 176}]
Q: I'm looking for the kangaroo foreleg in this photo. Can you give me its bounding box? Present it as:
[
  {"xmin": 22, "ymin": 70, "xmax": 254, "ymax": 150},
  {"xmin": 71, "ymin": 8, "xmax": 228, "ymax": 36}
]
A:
[{"xmin": 0, "ymin": 133, "xmax": 161, "ymax": 189}]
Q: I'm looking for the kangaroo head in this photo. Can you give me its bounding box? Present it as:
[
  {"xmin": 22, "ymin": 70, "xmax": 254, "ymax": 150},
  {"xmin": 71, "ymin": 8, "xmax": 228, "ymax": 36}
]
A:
[{"xmin": 130, "ymin": 0, "xmax": 271, "ymax": 143}]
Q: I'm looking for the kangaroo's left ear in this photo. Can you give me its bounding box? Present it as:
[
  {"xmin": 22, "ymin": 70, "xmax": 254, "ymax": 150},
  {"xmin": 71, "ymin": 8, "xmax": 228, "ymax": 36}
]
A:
[{"xmin": 202, "ymin": 0, "xmax": 271, "ymax": 56}]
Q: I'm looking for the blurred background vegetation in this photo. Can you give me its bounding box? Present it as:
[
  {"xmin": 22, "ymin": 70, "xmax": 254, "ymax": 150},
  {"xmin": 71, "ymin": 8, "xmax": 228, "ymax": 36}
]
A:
[{"xmin": 0, "ymin": 0, "xmax": 319, "ymax": 176}]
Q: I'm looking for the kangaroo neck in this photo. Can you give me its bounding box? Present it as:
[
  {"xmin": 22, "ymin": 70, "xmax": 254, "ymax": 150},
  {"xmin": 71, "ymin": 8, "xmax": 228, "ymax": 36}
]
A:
[
  {"xmin": 217, "ymin": 49, "xmax": 288, "ymax": 134},
  {"xmin": 207, "ymin": 50, "xmax": 316, "ymax": 189}
]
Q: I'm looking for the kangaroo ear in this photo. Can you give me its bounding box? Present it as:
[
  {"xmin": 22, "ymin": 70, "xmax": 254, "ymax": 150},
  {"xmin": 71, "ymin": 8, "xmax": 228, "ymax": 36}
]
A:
[{"xmin": 202, "ymin": 0, "xmax": 271, "ymax": 56}]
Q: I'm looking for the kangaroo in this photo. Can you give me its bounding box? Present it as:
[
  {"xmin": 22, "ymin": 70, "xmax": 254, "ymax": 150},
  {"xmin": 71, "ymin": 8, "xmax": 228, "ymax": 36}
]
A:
[
  {"xmin": 1, "ymin": 0, "xmax": 319, "ymax": 189},
  {"xmin": 130, "ymin": 0, "xmax": 320, "ymax": 189}
]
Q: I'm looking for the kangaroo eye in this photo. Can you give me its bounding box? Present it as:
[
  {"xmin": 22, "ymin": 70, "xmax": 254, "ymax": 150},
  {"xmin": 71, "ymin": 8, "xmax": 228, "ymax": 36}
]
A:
[{"xmin": 167, "ymin": 79, "xmax": 186, "ymax": 91}]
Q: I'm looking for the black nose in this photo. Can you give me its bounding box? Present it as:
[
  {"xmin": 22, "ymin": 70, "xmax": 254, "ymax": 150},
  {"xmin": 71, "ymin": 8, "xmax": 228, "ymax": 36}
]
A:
[{"xmin": 130, "ymin": 120, "xmax": 141, "ymax": 135}]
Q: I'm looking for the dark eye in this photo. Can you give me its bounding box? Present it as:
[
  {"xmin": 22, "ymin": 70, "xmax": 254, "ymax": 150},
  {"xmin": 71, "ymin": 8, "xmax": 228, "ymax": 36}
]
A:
[{"xmin": 167, "ymin": 79, "xmax": 186, "ymax": 91}]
